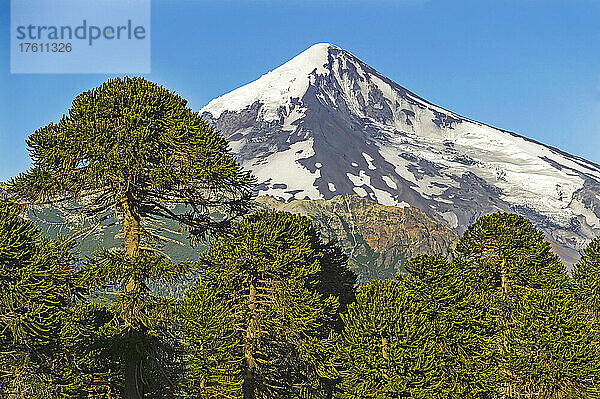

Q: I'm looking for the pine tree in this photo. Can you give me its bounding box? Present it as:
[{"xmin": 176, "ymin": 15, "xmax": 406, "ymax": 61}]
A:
[
  {"xmin": 174, "ymin": 211, "xmax": 356, "ymax": 399},
  {"xmin": 336, "ymin": 255, "xmax": 494, "ymax": 398},
  {"xmin": 8, "ymin": 77, "xmax": 254, "ymax": 398}
]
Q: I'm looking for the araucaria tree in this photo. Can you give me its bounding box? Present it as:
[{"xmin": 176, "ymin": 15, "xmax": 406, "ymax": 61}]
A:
[
  {"xmin": 174, "ymin": 211, "xmax": 356, "ymax": 399},
  {"xmin": 455, "ymin": 212, "xmax": 565, "ymax": 294},
  {"xmin": 0, "ymin": 199, "xmax": 74, "ymax": 397},
  {"xmin": 500, "ymin": 288, "xmax": 600, "ymax": 397},
  {"xmin": 8, "ymin": 77, "xmax": 254, "ymax": 398},
  {"xmin": 454, "ymin": 212, "xmax": 592, "ymax": 397},
  {"xmin": 571, "ymin": 236, "xmax": 600, "ymax": 320},
  {"xmin": 0, "ymin": 200, "xmax": 111, "ymax": 398},
  {"xmin": 336, "ymin": 255, "xmax": 494, "ymax": 398}
]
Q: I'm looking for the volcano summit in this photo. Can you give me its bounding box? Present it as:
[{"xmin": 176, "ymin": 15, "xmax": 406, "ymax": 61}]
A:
[{"xmin": 201, "ymin": 43, "xmax": 600, "ymax": 264}]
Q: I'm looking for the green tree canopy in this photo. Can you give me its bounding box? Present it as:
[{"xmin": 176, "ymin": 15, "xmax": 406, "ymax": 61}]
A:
[
  {"xmin": 499, "ymin": 288, "xmax": 600, "ymax": 397},
  {"xmin": 336, "ymin": 255, "xmax": 494, "ymax": 399},
  {"xmin": 7, "ymin": 76, "xmax": 255, "ymax": 398},
  {"xmin": 455, "ymin": 212, "xmax": 565, "ymax": 293},
  {"xmin": 174, "ymin": 211, "xmax": 356, "ymax": 399},
  {"xmin": 172, "ymin": 280, "xmax": 242, "ymax": 398},
  {"xmin": 571, "ymin": 236, "xmax": 600, "ymax": 320},
  {"xmin": 0, "ymin": 200, "xmax": 111, "ymax": 398},
  {"xmin": 9, "ymin": 76, "xmax": 253, "ymax": 243}
]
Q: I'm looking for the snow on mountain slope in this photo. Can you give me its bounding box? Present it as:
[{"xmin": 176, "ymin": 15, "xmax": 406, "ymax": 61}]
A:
[
  {"xmin": 204, "ymin": 43, "xmax": 332, "ymax": 122},
  {"xmin": 201, "ymin": 43, "xmax": 600, "ymax": 262}
]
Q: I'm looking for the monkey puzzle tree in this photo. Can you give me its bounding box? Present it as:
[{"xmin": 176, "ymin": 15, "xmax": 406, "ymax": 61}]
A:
[
  {"xmin": 455, "ymin": 213, "xmax": 570, "ymax": 396},
  {"xmin": 8, "ymin": 77, "xmax": 254, "ymax": 398},
  {"xmin": 499, "ymin": 288, "xmax": 600, "ymax": 397},
  {"xmin": 571, "ymin": 236, "xmax": 600, "ymax": 321},
  {"xmin": 336, "ymin": 279, "xmax": 431, "ymax": 399},
  {"xmin": 401, "ymin": 255, "xmax": 496, "ymax": 396},
  {"xmin": 0, "ymin": 200, "xmax": 112, "ymax": 398},
  {"xmin": 336, "ymin": 255, "xmax": 494, "ymax": 398},
  {"xmin": 171, "ymin": 280, "xmax": 242, "ymax": 398},
  {"xmin": 455, "ymin": 212, "xmax": 566, "ymax": 294},
  {"xmin": 0, "ymin": 199, "xmax": 73, "ymax": 397},
  {"xmin": 174, "ymin": 211, "xmax": 356, "ymax": 399}
]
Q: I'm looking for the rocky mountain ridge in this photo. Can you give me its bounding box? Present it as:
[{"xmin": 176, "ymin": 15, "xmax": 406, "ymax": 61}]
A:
[
  {"xmin": 201, "ymin": 43, "xmax": 600, "ymax": 265},
  {"xmin": 257, "ymin": 194, "xmax": 458, "ymax": 281}
]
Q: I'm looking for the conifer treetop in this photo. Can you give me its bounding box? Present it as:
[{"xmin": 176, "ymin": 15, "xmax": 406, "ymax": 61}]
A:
[{"xmin": 9, "ymin": 76, "xmax": 254, "ymax": 242}]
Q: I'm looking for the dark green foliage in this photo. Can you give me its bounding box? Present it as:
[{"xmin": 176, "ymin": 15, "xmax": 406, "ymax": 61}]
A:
[
  {"xmin": 0, "ymin": 199, "xmax": 72, "ymax": 396},
  {"xmin": 173, "ymin": 280, "xmax": 243, "ymax": 397},
  {"xmin": 401, "ymin": 255, "xmax": 496, "ymax": 396},
  {"xmin": 336, "ymin": 279, "xmax": 431, "ymax": 398},
  {"xmin": 499, "ymin": 288, "xmax": 600, "ymax": 397},
  {"xmin": 453, "ymin": 212, "xmax": 600, "ymax": 398},
  {"xmin": 9, "ymin": 76, "xmax": 253, "ymax": 241},
  {"xmin": 0, "ymin": 202, "xmax": 70, "ymax": 345},
  {"xmin": 0, "ymin": 200, "xmax": 111, "ymax": 398},
  {"xmin": 455, "ymin": 212, "xmax": 566, "ymax": 293},
  {"xmin": 7, "ymin": 77, "xmax": 255, "ymax": 398},
  {"xmin": 76, "ymin": 249, "xmax": 187, "ymax": 398},
  {"xmin": 58, "ymin": 302, "xmax": 117, "ymax": 397},
  {"xmin": 336, "ymin": 255, "xmax": 493, "ymax": 398},
  {"xmin": 174, "ymin": 211, "xmax": 356, "ymax": 398},
  {"xmin": 571, "ymin": 236, "xmax": 600, "ymax": 320}
]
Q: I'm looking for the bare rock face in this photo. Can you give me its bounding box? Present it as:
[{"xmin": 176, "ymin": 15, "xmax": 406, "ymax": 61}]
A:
[
  {"xmin": 256, "ymin": 195, "xmax": 458, "ymax": 282},
  {"xmin": 202, "ymin": 43, "xmax": 600, "ymax": 266}
]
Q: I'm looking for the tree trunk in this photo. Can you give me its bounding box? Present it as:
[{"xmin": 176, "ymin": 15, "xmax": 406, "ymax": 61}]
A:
[
  {"xmin": 242, "ymin": 365, "xmax": 255, "ymax": 399},
  {"xmin": 121, "ymin": 193, "xmax": 144, "ymax": 399},
  {"xmin": 381, "ymin": 337, "xmax": 389, "ymax": 360},
  {"xmin": 382, "ymin": 337, "xmax": 390, "ymax": 380},
  {"xmin": 122, "ymin": 193, "xmax": 141, "ymax": 259},
  {"xmin": 125, "ymin": 354, "xmax": 143, "ymax": 399},
  {"xmin": 243, "ymin": 284, "xmax": 258, "ymax": 399},
  {"xmin": 501, "ymin": 258, "xmax": 510, "ymax": 293},
  {"xmin": 324, "ymin": 381, "xmax": 334, "ymax": 399}
]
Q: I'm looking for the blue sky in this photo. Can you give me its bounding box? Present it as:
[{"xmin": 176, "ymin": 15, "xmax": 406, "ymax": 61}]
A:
[{"xmin": 1, "ymin": 0, "xmax": 599, "ymax": 182}]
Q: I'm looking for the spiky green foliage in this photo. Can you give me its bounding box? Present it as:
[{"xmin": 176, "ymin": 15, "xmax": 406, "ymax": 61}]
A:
[
  {"xmin": 571, "ymin": 236, "xmax": 600, "ymax": 320},
  {"xmin": 454, "ymin": 212, "xmax": 586, "ymax": 398},
  {"xmin": 58, "ymin": 301, "xmax": 117, "ymax": 398},
  {"xmin": 0, "ymin": 199, "xmax": 72, "ymax": 396},
  {"xmin": 499, "ymin": 288, "xmax": 600, "ymax": 397},
  {"xmin": 172, "ymin": 280, "xmax": 243, "ymax": 398},
  {"xmin": 73, "ymin": 249, "xmax": 187, "ymax": 398},
  {"xmin": 336, "ymin": 279, "xmax": 431, "ymax": 398},
  {"xmin": 401, "ymin": 255, "xmax": 496, "ymax": 396},
  {"xmin": 0, "ymin": 200, "xmax": 111, "ymax": 398},
  {"xmin": 455, "ymin": 212, "xmax": 566, "ymax": 293},
  {"xmin": 336, "ymin": 255, "xmax": 493, "ymax": 399},
  {"xmin": 7, "ymin": 77, "xmax": 254, "ymax": 398},
  {"xmin": 174, "ymin": 211, "xmax": 356, "ymax": 399},
  {"xmin": 8, "ymin": 76, "xmax": 253, "ymax": 241}
]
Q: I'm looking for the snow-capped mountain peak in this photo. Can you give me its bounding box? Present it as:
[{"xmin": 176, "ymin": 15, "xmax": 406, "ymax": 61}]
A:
[
  {"xmin": 200, "ymin": 43, "xmax": 600, "ymax": 264},
  {"xmin": 203, "ymin": 43, "xmax": 337, "ymax": 122}
]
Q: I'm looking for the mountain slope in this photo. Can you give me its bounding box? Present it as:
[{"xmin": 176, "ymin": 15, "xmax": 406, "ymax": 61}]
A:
[
  {"xmin": 201, "ymin": 43, "xmax": 600, "ymax": 263},
  {"xmin": 257, "ymin": 195, "xmax": 457, "ymax": 282}
]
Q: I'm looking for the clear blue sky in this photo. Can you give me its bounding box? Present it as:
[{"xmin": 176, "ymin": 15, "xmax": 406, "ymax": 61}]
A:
[{"xmin": 1, "ymin": 0, "xmax": 599, "ymax": 182}]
